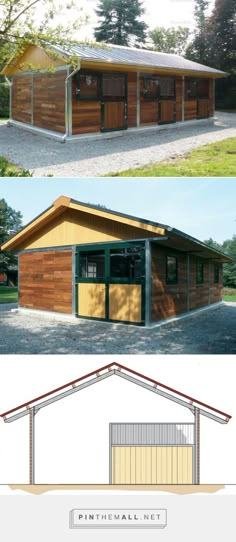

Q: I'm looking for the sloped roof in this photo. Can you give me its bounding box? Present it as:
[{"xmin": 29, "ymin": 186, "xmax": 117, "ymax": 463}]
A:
[
  {"xmin": 0, "ymin": 196, "xmax": 233, "ymax": 263},
  {"xmin": 52, "ymin": 42, "xmax": 226, "ymax": 77},
  {"xmin": 0, "ymin": 362, "xmax": 231, "ymax": 424}
]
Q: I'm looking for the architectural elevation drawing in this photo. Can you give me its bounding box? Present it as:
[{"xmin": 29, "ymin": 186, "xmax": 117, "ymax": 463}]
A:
[{"xmin": 0, "ymin": 363, "xmax": 231, "ymax": 487}]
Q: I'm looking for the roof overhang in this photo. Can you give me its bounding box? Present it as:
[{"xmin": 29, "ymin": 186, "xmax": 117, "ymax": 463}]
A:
[
  {"xmin": 1, "ymin": 196, "xmax": 233, "ymax": 263},
  {"xmin": 0, "ymin": 363, "xmax": 231, "ymax": 425}
]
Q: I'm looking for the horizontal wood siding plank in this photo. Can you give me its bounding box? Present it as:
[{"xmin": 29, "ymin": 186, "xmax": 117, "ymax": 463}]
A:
[
  {"xmin": 184, "ymin": 99, "xmax": 197, "ymax": 120},
  {"xmin": 12, "ymin": 76, "xmax": 32, "ymax": 124},
  {"xmin": 32, "ymin": 71, "xmax": 66, "ymax": 133},
  {"xmin": 19, "ymin": 250, "xmax": 72, "ymax": 313}
]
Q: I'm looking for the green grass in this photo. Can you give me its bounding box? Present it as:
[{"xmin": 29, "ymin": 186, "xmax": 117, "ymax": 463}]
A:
[
  {"xmin": 0, "ymin": 286, "xmax": 18, "ymax": 303},
  {"xmin": 223, "ymin": 287, "xmax": 236, "ymax": 302},
  {"xmin": 108, "ymin": 137, "xmax": 236, "ymax": 177},
  {"xmin": 0, "ymin": 157, "xmax": 32, "ymax": 177}
]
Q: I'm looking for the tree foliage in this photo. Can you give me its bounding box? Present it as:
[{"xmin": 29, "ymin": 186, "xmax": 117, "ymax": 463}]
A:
[
  {"xmin": 149, "ymin": 26, "xmax": 190, "ymax": 56},
  {"xmin": 94, "ymin": 0, "xmax": 148, "ymax": 47},
  {"xmin": 0, "ymin": 0, "xmax": 87, "ymax": 68},
  {"xmin": 0, "ymin": 198, "xmax": 23, "ymax": 272},
  {"xmin": 205, "ymin": 235, "xmax": 236, "ymax": 287}
]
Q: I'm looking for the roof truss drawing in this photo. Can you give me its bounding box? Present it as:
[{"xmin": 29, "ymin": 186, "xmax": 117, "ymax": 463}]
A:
[{"xmin": 1, "ymin": 363, "xmax": 231, "ymax": 425}]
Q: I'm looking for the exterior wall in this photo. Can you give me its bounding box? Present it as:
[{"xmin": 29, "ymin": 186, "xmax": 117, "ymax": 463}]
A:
[
  {"xmin": 151, "ymin": 245, "xmax": 222, "ymax": 322},
  {"xmin": 176, "ymin": 77, "xmax": 182, "ymax": 121},
  {"xmin": 127, "ymin": 72, "xmax": 137, "ymax": 127},
  {"xmin": 19, "ymin": 250, "xmax": 72, "ymax": 313},
  {"xmin": 209, "ymin": 79, "xmax": 214, "ymax": 116},
  {"xmin": 184, "ymin": 77, "xmax": 213, "ymax": 121},
  {"xmin": 18, "ymin": 208, "xmax": 156, "ymax": 250},
  {"xmin": 12, "ymin": 70, "xmax": 66, "ymax": 133}
]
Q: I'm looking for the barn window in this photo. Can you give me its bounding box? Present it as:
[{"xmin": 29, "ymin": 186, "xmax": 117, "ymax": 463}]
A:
[
  {"xmin": 186, "ymin": 78, "xmax": 209, "ymax": 99},
  {"xmin": 166, "ymin": 255, "xmax": 178, "ymax": 284},
  {"xmin": 75, "ymin": 73, "xmax": 101, "ymax": 100},
  {"xmin": 110, "ymin": 246, "xmax": 143, "ymax": 278},
  {"xmin": 79, "ymin": 250, "xmax": 105, "ymax": 278},
  {"xmin": 159, "ymin": 78, "xmax": 175, "ymax": 98},
  {"xmin": 187, "ymin": 78, "xmax": 198, "ymax": 98},
  {"xmin": 196, "ymin": 261, "xmax": 204, "ymax": 284},
  {"xmin": 102, "ymin": 74, "xmax": 126, "ymax": 99},
  {"xmin": 214, "ymin": 264, "xmax": 220, "ymax": 283},
  {"xmin": 143, "ymin": 77, "xmax": 159, "ymax": 99}
]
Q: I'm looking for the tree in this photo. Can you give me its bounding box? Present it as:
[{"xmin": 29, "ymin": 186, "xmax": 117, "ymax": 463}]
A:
[
  {"xmin": 205, "ymin": 235, "xmax": 236, "ymax": 288},
  {"xmin": 0, "ymin": 0, "xmax": 87, "ymax": 68},
  {"xmin": 94, "ymin": 0, "xmax": 148, "ymax": 47},
  {"xmin": 149, "ymin": 27, "xmax": 190, "ymax": 56},
  {"xmin": 185, "ymin": 0, "xmax": 210, "ymax": 64},
  {"xmin": 0, "ymin": 199, "xmax": 22, "ymax": 273}
]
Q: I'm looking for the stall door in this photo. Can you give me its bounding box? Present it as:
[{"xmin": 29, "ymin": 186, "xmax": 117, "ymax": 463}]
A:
[
  {"xmin": 76, "ymin": 243, "xmax": 145, "ymax": 325},
  {"xmin": 101, "ymin": 74, "xmax": 127, "ymax": 132},
  {"xmin": 112, "ymin": 446, "xmax": 193, "ymax": 484}
]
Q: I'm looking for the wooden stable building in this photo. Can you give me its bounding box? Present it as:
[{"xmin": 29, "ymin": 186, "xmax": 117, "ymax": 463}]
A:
[
  {"xmin": 1, "ymin": 196, "xmax": 232, "ymax": 327},
  {"xmin": 1, "ymin": 43, "xmax": 226, "ymax": 140}
]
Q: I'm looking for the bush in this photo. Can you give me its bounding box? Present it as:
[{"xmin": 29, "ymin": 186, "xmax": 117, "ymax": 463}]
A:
[
  {"xmin": 0, "ymin": 83, "xmax": 9, "ymax": 118},
  {"xmin": 0, "ymin": 157, "xmax": 32, "ymax": 177}
]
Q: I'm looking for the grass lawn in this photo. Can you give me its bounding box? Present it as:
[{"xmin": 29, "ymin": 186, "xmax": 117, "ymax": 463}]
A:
[
  {"xmin": 108, "ymin": 137, "xmax": 236, "ymax": 177},
  {"xmin": 0, "ymin": 156, "xmax": 32, "ymax": 177},
  {"xmin": 0, "ymin": 286, "xmax": 18, "ymax": 304},
  {"xmin": 222, "ymin": 288, "xmax": 236, "ymax": 302}
]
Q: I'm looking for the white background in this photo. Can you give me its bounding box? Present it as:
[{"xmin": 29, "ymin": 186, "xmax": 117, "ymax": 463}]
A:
[{"xmin": 0, "ymin": 355, "xmax": 235, "ymax": 485}]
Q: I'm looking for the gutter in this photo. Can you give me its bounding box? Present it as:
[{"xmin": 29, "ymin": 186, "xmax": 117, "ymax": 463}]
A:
[{"xmin": 64, "ymin": 62, "xmax": 81, "ymax": 141}]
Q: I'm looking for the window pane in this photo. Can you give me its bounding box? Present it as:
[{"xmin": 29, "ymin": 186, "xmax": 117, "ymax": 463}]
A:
[
  {"xmin": 110, "ymin": 247, "xmax": 142, "ymax": 278},
  {"xmin": 76, "ymin": 74, "xmax": 100, "ymax": 99},
  {"xmin": 143, "ymin": 77, "xmax": 159, "ymax": 99},
  {"xmin": 79, "ymin": 250, "xmax": 105, "ymax": 278},
  {"xmin": 196, "ymin": 261, "xmax": 204, "ymax": 284},
  {"xmin": 103, "ymin": 75, "xmax": 126, "ymax": 98},
  {"xmin": 159, "ymin": 78, "xmax": 175, "ymax": 98},
  {"xmin": 214, "ymin": 264, "xmax": 219, "ymax": 283},
  {"xmin": 166, "ymin": 256, "xmax": 178, "ymax": 284}
]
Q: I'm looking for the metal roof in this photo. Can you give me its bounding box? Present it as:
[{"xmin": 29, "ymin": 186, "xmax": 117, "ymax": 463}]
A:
[
  {"xmin": 53, "ymin": 42, "xmax": 226, "ymax": 76},
  {"xmin": 0, "ymin": 362, "xmax": 231, "ymax": 424}
]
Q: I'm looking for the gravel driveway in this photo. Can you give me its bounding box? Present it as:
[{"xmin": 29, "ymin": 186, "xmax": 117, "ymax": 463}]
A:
[
  {"xmin": 0, "ymin": 302, "xmax": 235, "ymax": 354},
  {"xmin": 0, "ymin": 112, "xmax": 235, "ymax": 177}
]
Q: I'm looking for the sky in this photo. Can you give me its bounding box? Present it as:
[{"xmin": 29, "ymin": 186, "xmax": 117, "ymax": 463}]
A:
[
  {"xmin": 54, "ymin": 0, "xmax": 216, "ymax": 40},
  {"xmin": 0, "ymin": 177, "xmax": 235, "ymax": 244}
]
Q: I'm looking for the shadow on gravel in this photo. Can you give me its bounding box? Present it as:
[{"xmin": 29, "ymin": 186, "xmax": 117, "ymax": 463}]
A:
[
  {"xmin": 0, "ymin": 304, "xmax": 236, "ymax": 355},
  {"xmin": 0, "ymin": 113, "xmax": 234, "ymax": 171}
]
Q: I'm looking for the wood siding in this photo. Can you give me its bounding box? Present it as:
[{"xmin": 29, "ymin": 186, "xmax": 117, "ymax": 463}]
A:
[
  {"xmin": 151, "ymin": 245, "xmax": 222, "ymax": 322},
  {"xmin": 184, "ymin": 99, "xmax": 198, "ymax": 121},
  {"xmin": 175, "ymin": 77, "xmax": 182, "ymax": 121},
  {"xmin": 127, "ymin": 72, "xmax": 137, "ymax": 127},
  {"xmin": 19, "ymin": 250, "xmax": 72, "ymax": 314},
  {"xmin": 209, "ymin": 79, "xmax": 214, "ymax": 116},
  {"xmin": 12, "ymin": 76, "xmax": 32, "ymax": 124},
  {"xmin": 33, "ymin": 71, "xmax": 66, "ymax": 133}
]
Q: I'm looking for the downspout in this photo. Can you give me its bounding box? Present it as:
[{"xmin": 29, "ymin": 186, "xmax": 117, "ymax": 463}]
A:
[
  {"xmin": 63, "ymin": 62, "xmax": 81, "ymax": 142},
  {"xmin": 4, "ymin": 76, "xmax": 12, "ymax": 121}
]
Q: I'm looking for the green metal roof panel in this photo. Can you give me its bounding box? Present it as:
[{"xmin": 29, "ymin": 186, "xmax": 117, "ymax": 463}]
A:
[{"xmin": 53, "ymin": 43, "xmax": 226, "ymax": 76}]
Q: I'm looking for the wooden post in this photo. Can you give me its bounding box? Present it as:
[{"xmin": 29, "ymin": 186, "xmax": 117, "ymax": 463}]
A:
[
  {"xmin": 194, "ymin": 407, "xmax": 200, "ymax": 484},
  {"xmin": 29, "ymin": 408, "xmax": 35, "ymax": 485}
]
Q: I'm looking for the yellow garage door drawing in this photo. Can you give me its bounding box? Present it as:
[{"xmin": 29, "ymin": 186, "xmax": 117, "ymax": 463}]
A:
[
  {"xmin": 112, "ymin": 446, "xmax": 193, "ymax": 484},
  {"xmin": 109, "ymin": 284, "xmax": 142, "ymax": 323},
  {"xmin": 78, "ymin": 283, "xmax": 106, "ymax": 318}
]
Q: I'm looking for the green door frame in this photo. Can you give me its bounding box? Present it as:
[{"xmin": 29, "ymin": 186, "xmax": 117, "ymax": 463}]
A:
[{"xmin": 75, "ymin": 240, "xmax": 146, "ymax": 326}]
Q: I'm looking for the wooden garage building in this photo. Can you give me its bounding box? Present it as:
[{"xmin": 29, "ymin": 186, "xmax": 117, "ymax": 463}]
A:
[
  {"xmin": 1, "ymin": 196, "xmax": 232, "ymax": 326},
  {"xmin": 0, "ymin": 362, "xmax": 231, "ymax": 485},
  {"xmin": 1, "ymin": 42, "xmax": 226, "ymax": 140}
]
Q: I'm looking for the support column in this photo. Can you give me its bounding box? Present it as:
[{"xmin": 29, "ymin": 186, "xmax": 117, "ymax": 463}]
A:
[
  {"xmin": 194, "ymin": 407, "xmax": 200, "ymax": 484},
  {"xmin": 187, "ymin": 254, "xmax": 190, "ymax": 312},
  {"xmin": 136, "ymin": 71, "xmax": 140, "ymax": 127},
  {"xmin": 182, "ymin": 76, "xmax": 185, "ymax": 122},
  {"xmin": 208, "ymin": 262, "xmax": 211, "ymax": 305},
  {"xmin": 29, "ymin": 407, "xmax": 35, "ymax": 485},
  {"xmin": 145, "ymin": 239, "xmax": 152, "ymax": 326}
]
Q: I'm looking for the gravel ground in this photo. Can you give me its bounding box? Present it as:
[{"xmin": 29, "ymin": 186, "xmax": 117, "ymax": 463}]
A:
[
  {"xmin": 0, "ymin": 302, "xmax": 235, "ymax": 355},
  {"xmin": 0, "ymin": 112, "xmax": 235, "ymax": 177}
]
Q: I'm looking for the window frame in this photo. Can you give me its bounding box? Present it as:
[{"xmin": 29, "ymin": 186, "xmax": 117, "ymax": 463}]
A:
[
  {"xmin": 196, "ymin": 260, "xmax": 204, "ymax": 284},
  {"xmin": 75, "ymin": 71, "xmax": 101, "ymax": 101},
  {"xmin": 166, "ymin": 255, "xmax": 178, "ymax": 285}
]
